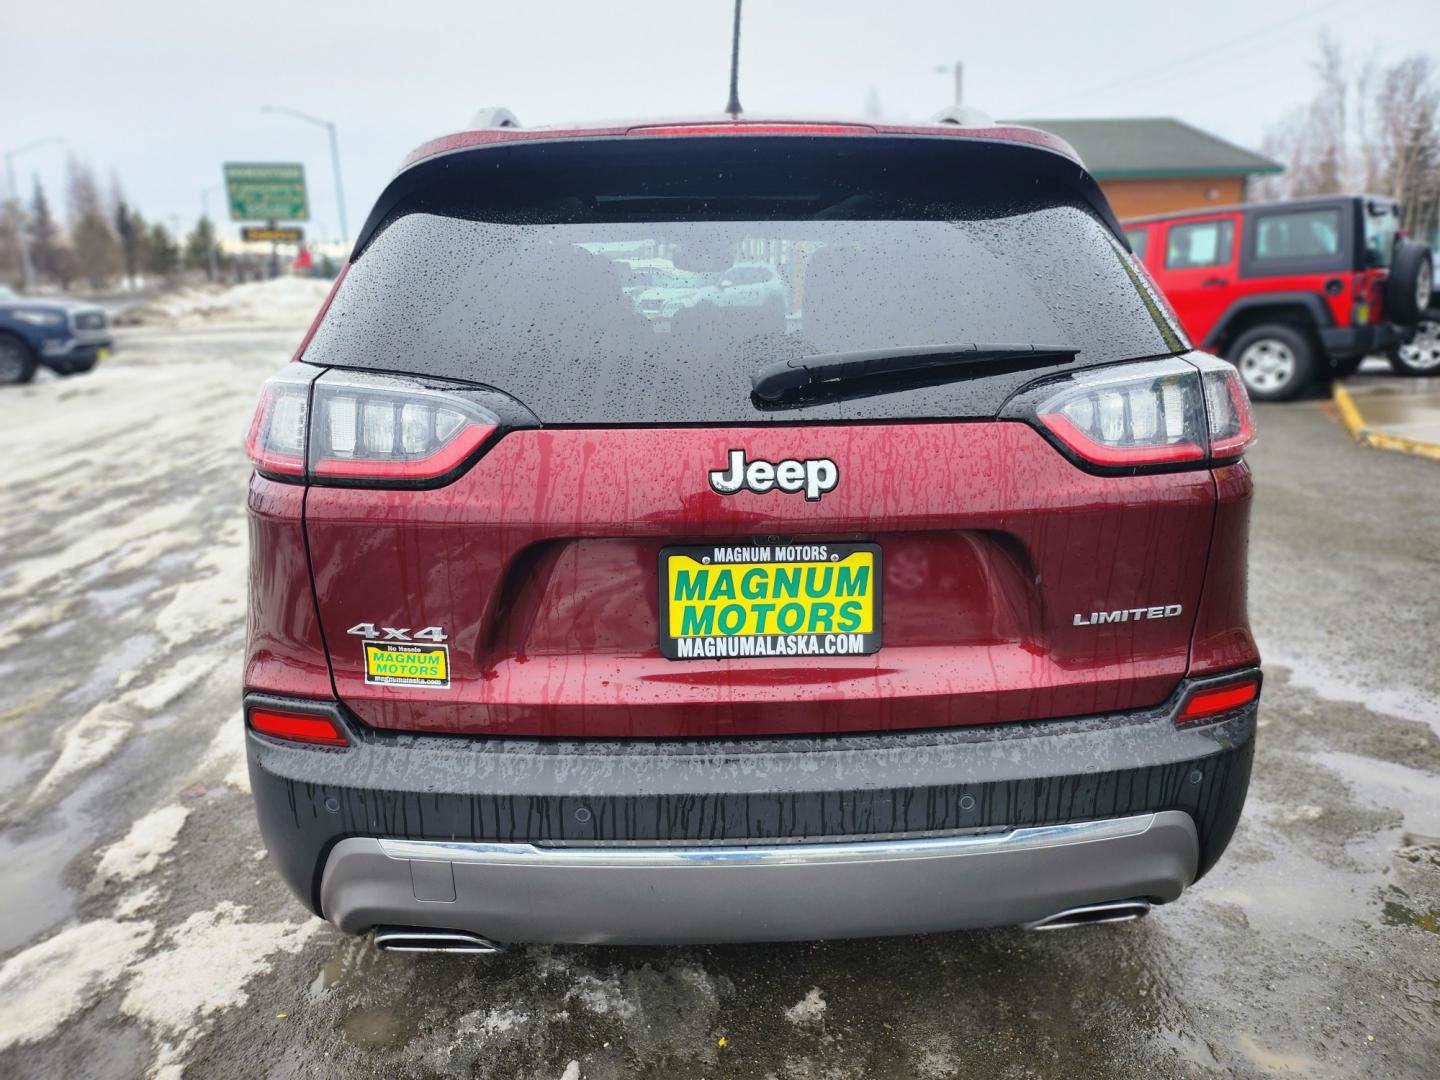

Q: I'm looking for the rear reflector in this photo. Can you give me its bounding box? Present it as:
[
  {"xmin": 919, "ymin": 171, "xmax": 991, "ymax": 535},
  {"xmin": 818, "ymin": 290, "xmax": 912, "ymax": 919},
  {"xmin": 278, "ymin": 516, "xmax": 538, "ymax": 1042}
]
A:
[
  {"xmin": 248, "ymin": 707, "xmax": 350, "ymax": 747},
  {"xmin": 1178, "ymin": 677, "xmax": 1259, "ymax": 726}
]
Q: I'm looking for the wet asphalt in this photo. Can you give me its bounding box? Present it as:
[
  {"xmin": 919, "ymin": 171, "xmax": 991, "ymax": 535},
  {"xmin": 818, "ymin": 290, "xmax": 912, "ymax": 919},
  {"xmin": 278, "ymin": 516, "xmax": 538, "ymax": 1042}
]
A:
[{"xmin": 0, "ymin": 317, "xmax": 1436, "ymax": 1080}]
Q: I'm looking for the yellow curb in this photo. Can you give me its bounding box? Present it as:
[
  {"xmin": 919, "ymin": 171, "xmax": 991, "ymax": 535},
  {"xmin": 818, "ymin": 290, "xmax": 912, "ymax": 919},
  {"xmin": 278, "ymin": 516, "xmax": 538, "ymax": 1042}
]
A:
[{"xmin": 1331, "ymin": 384, "xmax": 1440, "ymax": 462}]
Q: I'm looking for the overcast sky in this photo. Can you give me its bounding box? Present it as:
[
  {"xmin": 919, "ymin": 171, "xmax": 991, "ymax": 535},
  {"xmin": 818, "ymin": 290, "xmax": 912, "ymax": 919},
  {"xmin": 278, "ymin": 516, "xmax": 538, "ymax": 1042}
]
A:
[{"xmin": 5, "ymin": 0, "xmax": 1435, "ymax": 245}]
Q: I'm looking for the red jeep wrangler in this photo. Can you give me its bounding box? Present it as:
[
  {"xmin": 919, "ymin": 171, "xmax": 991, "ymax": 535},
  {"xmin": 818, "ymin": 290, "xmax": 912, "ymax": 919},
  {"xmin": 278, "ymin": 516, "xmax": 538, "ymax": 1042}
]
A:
[{"xmin": 1124, "ymin": 196, "xmax": 1433, "ymax": 400}]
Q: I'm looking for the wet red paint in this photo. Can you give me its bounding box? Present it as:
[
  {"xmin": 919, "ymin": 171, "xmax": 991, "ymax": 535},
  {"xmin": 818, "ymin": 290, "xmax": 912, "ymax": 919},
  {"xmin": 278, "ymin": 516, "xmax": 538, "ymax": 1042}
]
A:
[
  {"xmin": 244, "ymin": 479, "xmax": 333, "ymax": 699},
  {"xmin": 278, "ymin": 422, "xmax": 1241, "ymax": 738}
]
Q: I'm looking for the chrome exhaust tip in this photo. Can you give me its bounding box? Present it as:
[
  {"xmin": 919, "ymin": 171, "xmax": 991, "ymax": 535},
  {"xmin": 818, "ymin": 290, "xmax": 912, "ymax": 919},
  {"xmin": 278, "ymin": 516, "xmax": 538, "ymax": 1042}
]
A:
[
  {"xmin": 1023, "ymin": 899, "xmax": 1152, "ymax": 931},
  {"xmin": 373, "ymin": 927, "xmax": 505, "ymax": 954}
]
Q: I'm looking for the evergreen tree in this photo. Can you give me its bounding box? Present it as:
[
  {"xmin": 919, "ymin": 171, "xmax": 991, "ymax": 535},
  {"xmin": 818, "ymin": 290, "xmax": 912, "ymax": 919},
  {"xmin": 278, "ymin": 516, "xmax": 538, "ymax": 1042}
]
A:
[
  {"xmin": 67, "ymin": 157, "xmax": 121, "ymax": 288},
  {"xmin": 143, "ymin": 222, "xmax": 180, "ymax": 279},
  {"xmin": 114, "ymin": 201, "xmax": 145, "ymax": 288},
  {"xmin": 184, "ymin": 217, "xmax": 220, "ymax": 280},
  {"xmin": 29, "ymin": 179, "xmax": 62, "ymax": 285}
]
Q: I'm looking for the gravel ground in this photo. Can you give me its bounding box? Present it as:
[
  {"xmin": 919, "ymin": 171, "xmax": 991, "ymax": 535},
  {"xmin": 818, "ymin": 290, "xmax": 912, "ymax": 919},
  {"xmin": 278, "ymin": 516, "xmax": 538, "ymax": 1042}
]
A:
[{"xmin": 0, "ymin": 313, "xmax": 1436, "ymax": 1079}]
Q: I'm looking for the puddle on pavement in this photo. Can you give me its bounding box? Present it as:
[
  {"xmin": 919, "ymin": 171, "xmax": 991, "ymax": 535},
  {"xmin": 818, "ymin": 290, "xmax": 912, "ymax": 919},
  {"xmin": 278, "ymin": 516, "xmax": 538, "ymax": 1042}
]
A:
[
  {"xmin": 1262, "ymin": 655, "xmax": 1440, "ymax": 737},
  {"xmin": 343, "ymin": 1005, "xmax": 420, "ymax": 1049},
  {"xmin": 1344, "ymin": 378, "xmax": 1440, "ymax": 444},
  {"xmin": 0, "ymin": 785, "xmax": 99, "ymax": 954},
  {"xmin": 1382, "ymin": 898, "xmax": 1440, "ymax": 934}
]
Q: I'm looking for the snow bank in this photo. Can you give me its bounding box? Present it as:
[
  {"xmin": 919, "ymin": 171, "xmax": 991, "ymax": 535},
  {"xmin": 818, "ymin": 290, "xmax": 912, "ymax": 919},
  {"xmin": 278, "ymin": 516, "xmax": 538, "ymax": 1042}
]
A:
[{"xmin": 120, "ymin": 276, "xmax": 333, "ymax": 327}]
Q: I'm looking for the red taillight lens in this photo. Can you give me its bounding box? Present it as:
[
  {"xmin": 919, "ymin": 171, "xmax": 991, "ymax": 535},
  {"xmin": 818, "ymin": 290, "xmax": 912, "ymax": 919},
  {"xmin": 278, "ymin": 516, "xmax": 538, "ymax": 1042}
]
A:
[
  {"xmin": 244, "ymin": 366, "xmax": 314, "ymax": 478},
  {"xmin": 244, "ymin": 368, "xmax": 501, "ymax": 487},
  {"xmin": 1178, "ymin": 676, "xmax": 1259, "ymax": 726},
  {"xmin": 1033, "ymin": 359, "xmax": 1209, "ymax": 467},
  {"xmin": 248, "ymin": 707, "xmax": 349, "ymax": 746},
  {"xmin": 1200, "ymin": 362, "xmax": 1255, "ymax": 459}
]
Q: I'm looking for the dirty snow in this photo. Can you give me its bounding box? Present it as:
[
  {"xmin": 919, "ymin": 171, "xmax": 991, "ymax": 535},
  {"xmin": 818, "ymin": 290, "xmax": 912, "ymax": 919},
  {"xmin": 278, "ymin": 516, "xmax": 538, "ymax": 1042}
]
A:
[
  {"xmin": 121, "ymin": 654, "xmax": 222, "ymax": 713},
  {"xmin": 195, "ymin": 711, "xmax": 250, "ymax": 793},
  {"xmin": 94, "ymin": 806, "xmax": 190, "ymax": 884},
  {"xmin": 122, "ymin": 277, "xmax": 332, "ymax": 328},
  {"xmin": 120, "ymin": 902, "xmax": 323, "ymax": 1074},
  {"xmin": 783, "ymin": 987, "xmax": 827, "ymax": 1027},
  {"xmin": 0, "ymin": 919, "xmax": 154, "ymax": 1052},
  {"xmin": 28, "ymin": 704, "xmax": 132, "ymax": 801}
]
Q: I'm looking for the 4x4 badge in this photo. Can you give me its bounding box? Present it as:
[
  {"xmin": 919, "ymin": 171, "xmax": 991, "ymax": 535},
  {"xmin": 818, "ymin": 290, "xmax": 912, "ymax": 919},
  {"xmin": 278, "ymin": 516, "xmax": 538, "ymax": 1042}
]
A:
[{"xmin": 709, "ymin": 449, "xmax": 838, "ymax": 502}]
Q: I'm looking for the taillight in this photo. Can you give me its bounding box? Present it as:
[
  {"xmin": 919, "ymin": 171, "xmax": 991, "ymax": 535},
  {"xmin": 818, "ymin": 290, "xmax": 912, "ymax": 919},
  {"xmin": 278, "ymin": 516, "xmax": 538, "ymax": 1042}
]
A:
[
  {"xmin": 1008, "ymin": 354, "xmax": 1254, "ymax": 471},
  {"xmin": 308, "ymin": 371, "xmax": 497, "ymax": 485},
  {"xmin": 1198, "ymin": 359, "xmax": 1255, "ymax": 460},
  {"xmin": 244, "ymin": 365, "xmax": 314, "ymax": 479},
  {"xmin": 248, "ymin": 705, "xmax": 349, "ymax": 747},
  {"xmin": 1177, "ymin": 674, "xmax": 1260, "ymax": 727},
  {"xmin": 244, "ymin": 368, "xmax": 504, "ymax": 488}
]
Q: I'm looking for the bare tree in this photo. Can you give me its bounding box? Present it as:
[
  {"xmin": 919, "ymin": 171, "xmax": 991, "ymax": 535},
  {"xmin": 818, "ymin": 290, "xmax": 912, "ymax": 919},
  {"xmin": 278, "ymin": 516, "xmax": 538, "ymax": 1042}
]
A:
[
  {"xmin": 1373, "ymin": 55, "xmax": 1440, "ymax": 236},
  {"xmin": 1258, "ymin": 36, "xmax": 1440, "ymax": 241}
]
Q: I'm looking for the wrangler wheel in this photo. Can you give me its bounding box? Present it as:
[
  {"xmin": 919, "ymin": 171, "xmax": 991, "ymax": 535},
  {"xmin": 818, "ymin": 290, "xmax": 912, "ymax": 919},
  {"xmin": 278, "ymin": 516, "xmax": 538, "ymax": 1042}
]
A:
[
  {"xmin": 1390, "ymin": 314, "xmax": 1440, "ymax": 376},
  {"xmin": 1227, "ymin": 325, "xmax": 1314, "ymax": 402}
]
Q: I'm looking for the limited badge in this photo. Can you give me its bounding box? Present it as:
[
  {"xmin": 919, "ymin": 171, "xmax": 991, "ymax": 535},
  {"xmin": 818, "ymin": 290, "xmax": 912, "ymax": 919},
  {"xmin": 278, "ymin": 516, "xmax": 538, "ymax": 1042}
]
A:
[{"xmin": 363, "ymin": 641, "xmax": 450, "ymax": 688}]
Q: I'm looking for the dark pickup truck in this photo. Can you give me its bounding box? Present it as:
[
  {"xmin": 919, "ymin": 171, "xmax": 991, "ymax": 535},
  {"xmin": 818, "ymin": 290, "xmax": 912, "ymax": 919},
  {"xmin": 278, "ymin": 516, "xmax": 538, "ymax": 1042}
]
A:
[{"xmin": 0, "ymin": 285, "xmax": 114, "ymax": 384}]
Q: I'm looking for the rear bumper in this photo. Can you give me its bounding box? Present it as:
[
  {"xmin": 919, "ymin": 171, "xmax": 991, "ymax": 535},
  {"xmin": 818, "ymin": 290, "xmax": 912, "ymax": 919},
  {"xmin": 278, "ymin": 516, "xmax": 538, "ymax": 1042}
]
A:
[
  {"xmin": 1320, "ymin": 323, "xmax": 1401, "ymax": 360},
  {"xmin": 320, "ymin": 812, "xmax": 1197, "ymax": 944},
  {"xmin": 247, "ymin": 670, "xmax": 1257, "ymax": 944}
]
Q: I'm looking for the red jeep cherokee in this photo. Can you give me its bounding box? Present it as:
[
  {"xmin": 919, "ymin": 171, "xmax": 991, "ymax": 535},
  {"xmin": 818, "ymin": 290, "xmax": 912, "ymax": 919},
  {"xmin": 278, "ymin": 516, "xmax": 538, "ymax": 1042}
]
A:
[
  {"xmin": 243, "ymin": 117, "xmax": 1261, "ymax": 951},
  {"xmin": 1123, "ymin": 195, "xmax": 1434, "ymax": 401}
]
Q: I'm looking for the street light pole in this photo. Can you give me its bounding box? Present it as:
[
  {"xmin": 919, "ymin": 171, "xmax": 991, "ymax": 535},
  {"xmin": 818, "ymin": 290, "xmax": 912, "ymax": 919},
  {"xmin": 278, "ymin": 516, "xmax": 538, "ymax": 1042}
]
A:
[
  {"xmin": 932, "ymin": 61, "xmax": 963, "ymax": 106},
  {"xmin": 4, "ymin": 137, "xmax": 65, "ymax": 293},
  {"xmin": 261, "ymin": 105, "xmax": 349, "ymax": 247}
]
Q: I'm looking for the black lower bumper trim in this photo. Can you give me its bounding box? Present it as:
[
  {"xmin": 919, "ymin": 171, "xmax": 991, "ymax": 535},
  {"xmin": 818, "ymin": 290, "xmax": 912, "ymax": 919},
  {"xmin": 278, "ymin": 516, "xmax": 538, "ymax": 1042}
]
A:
[{"xmin": 245, "ymin": 675, "xmax": 1257, "ymax": 916}]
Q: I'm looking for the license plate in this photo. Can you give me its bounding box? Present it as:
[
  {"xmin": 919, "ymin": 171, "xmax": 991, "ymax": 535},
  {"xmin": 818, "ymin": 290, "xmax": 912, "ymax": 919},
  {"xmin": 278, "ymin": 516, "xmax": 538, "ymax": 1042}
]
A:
[
  {"xmin": 96, "ymin": 348, "xmax": 111, "ymax": 361},
  {"xmin": 659, "ymin": 542, "xmax": 881, "ymax": 660}
]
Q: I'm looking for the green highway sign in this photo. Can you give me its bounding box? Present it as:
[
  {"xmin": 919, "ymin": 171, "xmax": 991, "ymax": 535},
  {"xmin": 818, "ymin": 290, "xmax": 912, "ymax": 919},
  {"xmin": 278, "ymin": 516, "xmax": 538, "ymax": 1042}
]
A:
[{"xmin": 223, "ymin": 162, "xmax": 309, "ymax": 222}]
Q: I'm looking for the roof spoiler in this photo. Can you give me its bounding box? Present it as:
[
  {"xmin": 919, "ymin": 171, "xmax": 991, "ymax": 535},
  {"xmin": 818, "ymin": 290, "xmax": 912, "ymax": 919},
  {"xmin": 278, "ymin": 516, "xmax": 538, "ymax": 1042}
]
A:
[{"xmin": 468, "ymin": 107, "xmax": 520, "ymax": 130}]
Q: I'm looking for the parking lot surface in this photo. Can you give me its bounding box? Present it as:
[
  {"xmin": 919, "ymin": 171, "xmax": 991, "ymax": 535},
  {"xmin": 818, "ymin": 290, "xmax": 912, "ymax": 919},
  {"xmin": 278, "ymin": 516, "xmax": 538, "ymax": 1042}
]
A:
[{"xmin": 0, "ymin": 300, "xmax": 1437, "ymax": 1079}]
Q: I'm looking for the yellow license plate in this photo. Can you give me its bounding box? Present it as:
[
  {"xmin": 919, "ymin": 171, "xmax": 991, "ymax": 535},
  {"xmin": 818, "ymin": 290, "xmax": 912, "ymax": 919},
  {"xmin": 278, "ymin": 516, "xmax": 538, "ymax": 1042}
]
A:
[
  {"xmin": 659, "ymin": 542, "xmax": 881, "ymax": 660},
  {"xmin": 96, "ymin": 347, "xmax": 111, "ymax": 361}
]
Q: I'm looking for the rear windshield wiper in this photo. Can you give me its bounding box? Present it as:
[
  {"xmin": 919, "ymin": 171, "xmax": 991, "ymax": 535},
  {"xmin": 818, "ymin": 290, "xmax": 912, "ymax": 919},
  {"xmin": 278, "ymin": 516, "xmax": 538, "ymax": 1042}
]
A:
[{"xmin": 751, "ymin": 343, "xmax": 1079, "ymax": 404}]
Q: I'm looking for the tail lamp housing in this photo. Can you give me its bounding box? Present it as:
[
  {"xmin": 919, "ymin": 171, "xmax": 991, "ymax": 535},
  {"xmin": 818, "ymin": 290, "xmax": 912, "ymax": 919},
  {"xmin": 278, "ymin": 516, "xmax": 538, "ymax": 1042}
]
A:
[
  {"xmin": 1006, "ymin": 353, "xmax": 1254, "ymax": 473},
  {"xmin": 246, "ymin": 367, "xmax": 531, "ymax": 488}
]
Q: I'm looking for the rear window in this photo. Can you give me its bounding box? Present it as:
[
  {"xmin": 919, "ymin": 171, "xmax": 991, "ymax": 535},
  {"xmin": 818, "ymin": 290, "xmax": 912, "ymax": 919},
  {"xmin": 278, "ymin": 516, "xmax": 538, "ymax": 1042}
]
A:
[
  {"xmin": 1255, "ymin": 208, "xmax": 1342, "ymax": 261},
  {"xmin": 309, "ymin": 137, "xmax": 1182, "ymax": 424},
  {"xmin": 1165, "ymin": 219, "xmax": 1235, "ymax": 269}
]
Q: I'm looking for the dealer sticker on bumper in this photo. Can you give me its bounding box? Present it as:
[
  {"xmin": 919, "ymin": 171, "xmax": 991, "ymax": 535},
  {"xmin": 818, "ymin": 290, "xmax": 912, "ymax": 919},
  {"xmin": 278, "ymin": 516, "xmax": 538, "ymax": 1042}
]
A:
[
  {"xmin": 659, "ymin": 542, "xmax": 882, "ymax": 660},
  {"xmin": 363, "ymin": 641, "xmax": 450, "ymax": 688}
]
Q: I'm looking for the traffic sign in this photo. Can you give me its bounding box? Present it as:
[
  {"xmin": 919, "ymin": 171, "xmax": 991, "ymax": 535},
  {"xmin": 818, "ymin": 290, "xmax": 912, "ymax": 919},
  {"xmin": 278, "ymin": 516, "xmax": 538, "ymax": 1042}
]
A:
[
  {"xmin": 224, "ymin": 163, "xmax": 309, "ymax": 222},
  {"xmin": 241, "ymin": 226, "xmax": 305, "ymax": 243}
]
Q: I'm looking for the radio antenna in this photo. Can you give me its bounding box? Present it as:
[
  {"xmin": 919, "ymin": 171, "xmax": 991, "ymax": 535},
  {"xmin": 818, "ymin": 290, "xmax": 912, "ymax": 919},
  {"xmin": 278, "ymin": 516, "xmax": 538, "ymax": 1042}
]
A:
[{"xmin": 725, "ymin": 0, "xmax": 744, "ymax": 117}]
